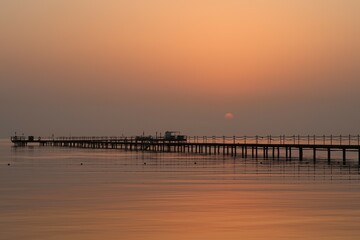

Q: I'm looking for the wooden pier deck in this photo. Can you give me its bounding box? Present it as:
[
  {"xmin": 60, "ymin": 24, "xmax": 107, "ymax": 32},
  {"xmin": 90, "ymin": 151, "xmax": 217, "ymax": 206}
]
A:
[{"xmin": 11, "ymin": 135, "xmax": 360, "ymax": 164}]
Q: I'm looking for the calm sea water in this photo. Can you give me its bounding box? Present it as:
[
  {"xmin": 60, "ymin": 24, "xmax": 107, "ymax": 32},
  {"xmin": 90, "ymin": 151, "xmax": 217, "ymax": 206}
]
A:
[{"xmin": 1, "ymin": 139, "xmax": 360, "ymax": 240}]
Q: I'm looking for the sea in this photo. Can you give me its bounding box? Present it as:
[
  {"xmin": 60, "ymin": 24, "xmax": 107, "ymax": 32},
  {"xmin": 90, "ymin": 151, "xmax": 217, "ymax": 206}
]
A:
[{"xmin": 1, "ymin": 139, "xmax": 360, "ymax": 240}]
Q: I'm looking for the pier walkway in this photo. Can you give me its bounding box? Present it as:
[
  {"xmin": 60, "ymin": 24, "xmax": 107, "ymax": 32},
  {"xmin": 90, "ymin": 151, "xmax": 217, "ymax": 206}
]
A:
[{"xmin": 11, "ymin": 135, "xmax": 360, "ymax": 164}]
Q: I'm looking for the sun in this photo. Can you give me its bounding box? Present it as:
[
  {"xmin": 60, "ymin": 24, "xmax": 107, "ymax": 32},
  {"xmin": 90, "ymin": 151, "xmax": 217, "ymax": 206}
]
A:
[{"xmin": 224, "ymin": 112, "xmax": 234, "ymax": 120}]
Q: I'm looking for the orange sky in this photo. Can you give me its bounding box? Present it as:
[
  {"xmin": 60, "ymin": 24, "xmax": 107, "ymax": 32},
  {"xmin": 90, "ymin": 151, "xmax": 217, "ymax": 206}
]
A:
[{"xmin": 1, "ymin": 0, "xmax": 360, "ymax": 136}]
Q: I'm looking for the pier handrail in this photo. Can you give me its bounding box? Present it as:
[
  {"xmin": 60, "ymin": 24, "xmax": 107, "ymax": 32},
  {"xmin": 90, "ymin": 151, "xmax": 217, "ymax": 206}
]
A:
[
  {"xmin": 10, "ymin": 135, "xmax": 360, "ymax": 146},
  {"xmin": 182, "ymin": 135, "xmax": 360, "ymax": 146}
]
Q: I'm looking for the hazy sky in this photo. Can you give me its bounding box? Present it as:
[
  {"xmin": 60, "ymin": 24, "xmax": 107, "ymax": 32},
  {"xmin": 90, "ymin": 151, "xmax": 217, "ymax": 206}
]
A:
[{"xmin": 1, "ymin": 0, "xmax": 360, "ymax": 137}]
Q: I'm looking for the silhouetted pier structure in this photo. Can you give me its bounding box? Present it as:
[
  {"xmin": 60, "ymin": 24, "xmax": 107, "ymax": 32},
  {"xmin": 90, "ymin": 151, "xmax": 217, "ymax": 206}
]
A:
[{"xmin": 11, "ymin": 135, "xmax": 360, "ymax": 164}]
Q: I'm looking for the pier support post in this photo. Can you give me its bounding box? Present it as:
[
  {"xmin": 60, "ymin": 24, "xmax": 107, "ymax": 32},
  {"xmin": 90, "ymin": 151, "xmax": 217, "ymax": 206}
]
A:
[
  {"xmin": 289, "ymin": 147, "xmax": 292, "ymax": 159},
  {"xmin": 327, "ymin": 148, "xmax": 331, "ymax": 163},
  {"xmin": 313, "ymin": 148, "xmax": 316, "ymax": 161},
  {"xmin": 263, "ymin": 147, "xmax": 267, "ymax": 158},
  {"xmin": 267, "ymin": 147, "xmax": 269, "ymax": 159},
  {"xmin": 343, "ymin": 149, "xmax": 346, "ymax": 165},
  {"xmin": 299, "ymin": 147, "xmax": 303, "ymax": 161}
]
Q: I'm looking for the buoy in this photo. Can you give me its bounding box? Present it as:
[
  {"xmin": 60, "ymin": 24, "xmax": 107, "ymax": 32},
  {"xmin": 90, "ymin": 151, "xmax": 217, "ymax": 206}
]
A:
[
  {"xmin": 144, "ymin": 162, "xmax": 146, "ymax": 165},
  {"xmin": 194, "ymin": 162, "xmax": 197, "ymax": 164},
  {"xmin": 80, "ymin": 163, "xmax": 83, "ymax": 165},
  {"xmin": 7, "ymin": 163, "xmax": 10, "ymax": 166}
]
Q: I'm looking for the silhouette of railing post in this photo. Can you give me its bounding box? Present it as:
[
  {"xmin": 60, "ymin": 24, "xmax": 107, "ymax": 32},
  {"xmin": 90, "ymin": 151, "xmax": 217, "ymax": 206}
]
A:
[
  {"xmin": 330, "ymin": 135, "xmax": 333, "ymax": 145},
  {"xmin": 349, "ymin": 135, "xmax": 351, "ymax": 145}
]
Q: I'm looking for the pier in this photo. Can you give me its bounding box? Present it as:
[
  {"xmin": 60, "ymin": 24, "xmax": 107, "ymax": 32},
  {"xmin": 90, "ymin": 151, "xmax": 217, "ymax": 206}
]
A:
[{"xmin": 11, "ymin": 135, "xmax": 360, "ymax": 164}]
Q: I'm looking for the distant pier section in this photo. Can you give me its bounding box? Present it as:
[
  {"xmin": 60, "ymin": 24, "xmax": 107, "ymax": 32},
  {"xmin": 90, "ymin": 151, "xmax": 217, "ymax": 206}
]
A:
[{"xmin": 11, "ymin": 132, "xmax": 360, "ymax": 164}]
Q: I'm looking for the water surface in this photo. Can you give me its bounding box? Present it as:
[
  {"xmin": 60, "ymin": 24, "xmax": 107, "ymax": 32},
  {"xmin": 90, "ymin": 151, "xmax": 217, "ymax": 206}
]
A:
[{"xmin": 1, "ymin": 139, "xmax": 360, "ymax": 240}]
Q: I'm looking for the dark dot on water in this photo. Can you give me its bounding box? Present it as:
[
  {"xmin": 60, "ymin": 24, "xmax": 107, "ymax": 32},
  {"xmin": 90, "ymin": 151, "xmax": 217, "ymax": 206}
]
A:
[
  {"xmin": 144, "ymin": 162, "xmax": 146, "ymax": 165},
  {"xmin": 260, "ymin": 162, "xmax": 262, "ymax": 164},
  {"xmin": 81, "ymin": 163, "xmax": 83, "ymax": 165},
  {"xmin": 194, "ymin": 162, "xmax": 197, "ymax": 164},
  {"xmin": 7, "ymin": 163, "xmax": 10, "ymax": 166}
]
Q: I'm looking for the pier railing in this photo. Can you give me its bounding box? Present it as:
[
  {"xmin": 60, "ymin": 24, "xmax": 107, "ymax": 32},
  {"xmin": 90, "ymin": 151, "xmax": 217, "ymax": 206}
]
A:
[
  {"xmin": 11, "ymin": 135, "xmax": 360, "ymax": 146},
  {"xmin": 186, "ymin": 135, "xmax": 360, "ymax": 146}
]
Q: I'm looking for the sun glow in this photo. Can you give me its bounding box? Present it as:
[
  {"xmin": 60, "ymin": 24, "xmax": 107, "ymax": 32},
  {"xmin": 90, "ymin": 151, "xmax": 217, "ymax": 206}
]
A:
[{"xmin": 224, "ymin": 113, "xmax": 234, "ymax": 120}]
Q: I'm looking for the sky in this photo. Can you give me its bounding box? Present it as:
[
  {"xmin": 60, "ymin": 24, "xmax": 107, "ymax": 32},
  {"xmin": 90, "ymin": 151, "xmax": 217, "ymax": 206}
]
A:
[{"xmin": 1, "ymin": 0, "xmax": 360, "ymax": 137}]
